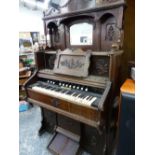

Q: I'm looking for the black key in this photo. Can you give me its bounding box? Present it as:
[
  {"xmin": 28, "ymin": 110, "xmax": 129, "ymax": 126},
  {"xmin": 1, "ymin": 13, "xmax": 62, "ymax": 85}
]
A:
[
  {"xmin": 82, "ymin": 96, "xmax": 87, "ymax": 100},
  {"xmin": 80, "ymin": 94, "xmax": 87, "ymax": 99},
  {"xmin": 70, "ymin": 92, "xmax": 75, "ymax": 96},
  {"xmin": 60, "ymin": 90, "xmax": 67, "ymax": 93},
  {"xmin": 86, "ymin": 96, "xmax": 91, "ymax": 100},
  {"xmin": 55, "ymin": 88, "xmax": 61, "ymax": 92},
  {"xmin": 54, "ymin": 89, "xmax": 59, "ymax": 92},
  {"xmin": 87, "ymin": 96, "xmax": 92, "ymax": 100},
  {"xmin": 46, "ymin": 86, "xmax": 52, "ymax": 89},
  {"xmin": 66, "ymin": 90, "xmax": 73, "ymax": 95},
  {"xmin": 73, "ymin": 93, "xmax": 79, "ymax": 97},
  {"xmin": 88, "ymin": 96, "xmax": 93, "ymax": 101},
  {"xmin": 77, "ymin": 94, "xmax": 83, "ymax": 98},
  {"xmin": 51, "ymin": 88, "xmax": 57, "ymax": 91},
  {"xmin": 64, "ymin": 90, "xmax": 70, "ymax": 94},
  {"xmin": 85, "ymin": 96, "xmax": 90, "ymax": 100},
  {"xmin": 56, "ymin": 88, "xmax": 62, "ymax": 92},
  {"xmin": 79, "ymin": 94, "xmax": 86, "ymax": 98},
  {"xmin": 62, "ymin": 90, "xmax": 68, "ymax": 93},
  {"xmin": 73, "ymin": 93, "xmax": 77, "ymax": 97},
  {"xmin": 41, "ymin": 85, "xmax": 46, "ymax": 88}
]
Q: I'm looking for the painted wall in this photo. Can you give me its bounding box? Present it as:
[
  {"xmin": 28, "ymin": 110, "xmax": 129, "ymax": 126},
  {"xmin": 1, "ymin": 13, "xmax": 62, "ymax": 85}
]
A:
[{"xmin": 19, "ymin": 5, "xmax": 44, "ymax": 35}]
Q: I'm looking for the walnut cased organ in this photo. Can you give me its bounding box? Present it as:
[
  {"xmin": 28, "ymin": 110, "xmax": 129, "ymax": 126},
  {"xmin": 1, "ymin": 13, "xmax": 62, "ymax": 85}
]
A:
[{"xmin": 25, "ymin": 0, "xmax": 126, "ymax": 154}]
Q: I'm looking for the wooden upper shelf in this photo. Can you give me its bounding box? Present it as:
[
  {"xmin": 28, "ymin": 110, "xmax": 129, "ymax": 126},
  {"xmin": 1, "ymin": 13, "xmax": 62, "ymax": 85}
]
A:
[{"xmin": 43, "ymin": 0, "xmax": 126, "ymax": 20}]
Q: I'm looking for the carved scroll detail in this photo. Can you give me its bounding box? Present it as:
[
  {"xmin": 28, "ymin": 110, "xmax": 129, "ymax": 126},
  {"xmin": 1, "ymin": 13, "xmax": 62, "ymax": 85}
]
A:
[
  {"xmin": 60, "ymin": 59, "xmax": 84, "ymax": 69},
  {"xmin": 105, "ymin": 23, "xmax": 116, "ymax": 41},
  {"xmin": 54, "ymin": 48, "xmax": 91, "ymax": 77}
]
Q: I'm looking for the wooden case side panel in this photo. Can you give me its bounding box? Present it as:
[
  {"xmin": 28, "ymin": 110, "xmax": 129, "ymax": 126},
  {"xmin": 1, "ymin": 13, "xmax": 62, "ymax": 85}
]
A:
[
  {"xmin": 35, "ymin": 51, "xmax": 45, "ymax": 70},
  {"xmin": 81, "ymin": 124, "xmax": 106, "ymax": 155},
  {"xmin": 109, "ymin": 53, "xmax": 122, "ymax": 95}
]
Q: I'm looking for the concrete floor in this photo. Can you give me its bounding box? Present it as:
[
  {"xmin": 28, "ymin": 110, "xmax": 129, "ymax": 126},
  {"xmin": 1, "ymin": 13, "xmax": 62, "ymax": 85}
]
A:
[
  {"xmin": 19, "ymin": 105, "xmax": 54, "ymax": 155},
  {"xmin": 19, "ymin": 105, "xmax": 90, "ymax": 155}
]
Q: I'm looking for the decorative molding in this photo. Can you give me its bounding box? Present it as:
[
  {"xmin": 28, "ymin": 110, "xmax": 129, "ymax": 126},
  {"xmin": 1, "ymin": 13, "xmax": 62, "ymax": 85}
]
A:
[
  {"xmin": 105, "ymin": 23, "xmax": 116, "ymax": 41},
  {"xmin": 105, "ymin": 23, "xmax": 121, "ymax": 42},
  {"xmin": 60, "ymin": 59, "xmax": 84, "ymax": 69}
]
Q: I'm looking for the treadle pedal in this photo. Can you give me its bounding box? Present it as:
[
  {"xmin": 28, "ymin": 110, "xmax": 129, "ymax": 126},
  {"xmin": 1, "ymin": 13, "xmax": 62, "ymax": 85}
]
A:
[
  {"xmin": 56, "ymin": 126, "xmax": 80, "ymax": 142},
  {"xmin": 48, "ymin": 132, "xmax": 80, "ymax": 155}
]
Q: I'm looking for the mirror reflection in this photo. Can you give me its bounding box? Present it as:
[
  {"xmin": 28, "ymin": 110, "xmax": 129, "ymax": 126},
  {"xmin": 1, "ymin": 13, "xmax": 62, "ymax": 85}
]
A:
[{"xmin": 70, "ymin": 23, "xmax": 93, "ymax": 46}]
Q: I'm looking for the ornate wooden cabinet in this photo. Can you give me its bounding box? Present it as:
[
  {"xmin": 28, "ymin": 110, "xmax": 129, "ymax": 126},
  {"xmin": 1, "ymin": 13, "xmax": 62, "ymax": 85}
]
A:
[{"xmin": 25, "ymin": 0, "xmax": 126, "ymax": 154}]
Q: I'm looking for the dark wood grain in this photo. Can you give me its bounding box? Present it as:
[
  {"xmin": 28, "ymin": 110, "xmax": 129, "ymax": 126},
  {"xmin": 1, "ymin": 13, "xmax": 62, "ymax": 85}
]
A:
[
  {"xmin": 28, "ymin": 97, "xmax": 101, "ymax": 128},
  {"xmin": 25, "ymin": 1, "xmax": 126, "ymax": 154},
  {"xmin": 27, "ymin": 88, "xmax": 101, "ymax": 122},
  {"xmin": 43, "ymin": 2, "xmax": 125, "ymax": 52}
]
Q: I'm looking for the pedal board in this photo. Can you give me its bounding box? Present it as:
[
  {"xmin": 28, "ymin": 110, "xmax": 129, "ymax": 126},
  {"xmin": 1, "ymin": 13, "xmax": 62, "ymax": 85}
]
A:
[{"xmin": 48, "ymin": 127, "xmax": 80, "ymax": 155}]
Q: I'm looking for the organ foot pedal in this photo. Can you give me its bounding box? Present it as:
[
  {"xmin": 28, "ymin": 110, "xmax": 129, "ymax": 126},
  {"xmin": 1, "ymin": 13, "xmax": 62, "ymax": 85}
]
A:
[{"xmin": 48, "ymin": 127, "xmax": 81, "ymax": 155}]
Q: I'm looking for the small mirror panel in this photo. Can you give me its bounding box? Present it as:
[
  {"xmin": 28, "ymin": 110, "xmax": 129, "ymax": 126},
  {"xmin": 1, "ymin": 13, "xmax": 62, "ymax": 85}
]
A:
[{"xmin": 70, "ymin": 23, "xmax": 93, "ymax": 46}]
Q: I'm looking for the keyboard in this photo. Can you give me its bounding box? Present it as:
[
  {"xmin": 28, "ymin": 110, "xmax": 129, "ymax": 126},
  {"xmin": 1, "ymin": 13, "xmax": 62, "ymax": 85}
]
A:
[{"xmin": 29, "ymin": 81, "xmax": 102, "ymax": 108}]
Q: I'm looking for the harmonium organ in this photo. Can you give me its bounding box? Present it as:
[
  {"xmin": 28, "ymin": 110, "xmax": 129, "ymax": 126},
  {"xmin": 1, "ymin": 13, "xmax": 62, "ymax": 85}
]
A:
[{"xmin": 25, "ymin": 0, "xmax": 126, "ymax": 154}]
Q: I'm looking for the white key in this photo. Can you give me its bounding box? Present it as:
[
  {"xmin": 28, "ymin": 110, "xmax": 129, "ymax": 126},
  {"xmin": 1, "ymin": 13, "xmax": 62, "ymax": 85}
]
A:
[
  {"xmin": 74, "ymin": 94, "xmax": 82, "ymax": 103},
  {"xmin": 81, "ymin": 96, "xmax": 90, "ymax": 105},
  {"xmin": 32, "ymin": 86, "xmax": 95, "ymax": 107},
  {"xmin": 87, "ymin": 97, "xmax": 97, "ymax": 106},
  {"xmin": 59, "ymin": 90, "xmax": 69, "ymax": 100},
  {"xmin": 69, "ymin": 92, "xmax": 77, "ymax": 102}
]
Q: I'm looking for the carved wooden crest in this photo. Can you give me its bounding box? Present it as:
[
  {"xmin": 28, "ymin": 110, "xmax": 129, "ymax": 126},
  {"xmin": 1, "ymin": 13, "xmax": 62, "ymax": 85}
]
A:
[{"xmin": 53, "ymin": 49, "xmax": 91, "ymax": 77}]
